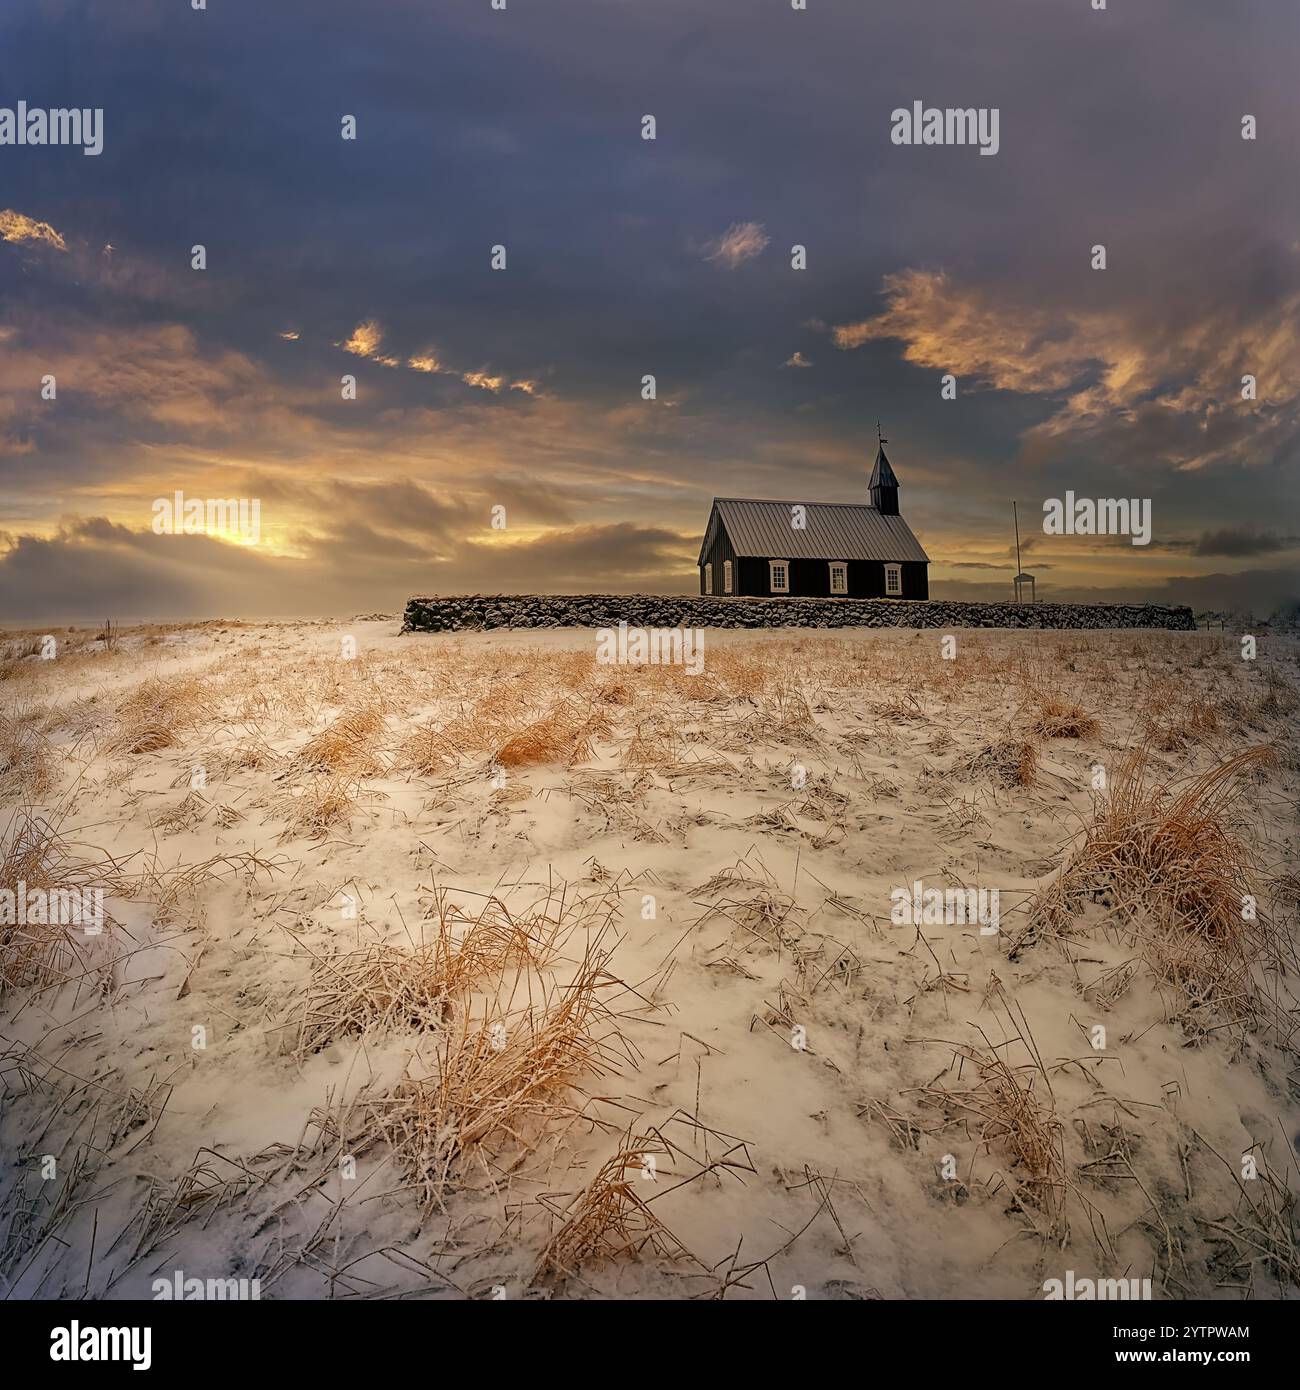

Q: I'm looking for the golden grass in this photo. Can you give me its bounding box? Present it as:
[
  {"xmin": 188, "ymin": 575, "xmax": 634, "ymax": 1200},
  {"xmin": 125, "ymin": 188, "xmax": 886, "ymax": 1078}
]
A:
[
  {"xmin": 294, "ymin": 941, "xmax": 454, "ymax": 1054},
  {"xmin": 494, "ymin": 699, "xmax": 605, "ymax": 769},
  {"xmin": 398, "ymin": 719, "xmax": 457, "ymax": 775},
  {"xmin": 0, "ymin": 809, "xmax": 122, "ymax": 994},
  {"xmin": 621, "ymin": 715, "xmax": 686, "ymax": 769},
  {"xmin": 917, "ymin": 1011, "xmax": 1067, "ymax": 1239},
  {"xmin": 874, "ymin": 690, "xmax": 927, "ymax": 723},
  {"xmin": 109, "ymin": 674, "xmax": 211, "ymax": 754},
  {"xmin": 1027, "ymin": 745, "xmax": 1277, "ymax": 1036},
  {"xmin": 1142, "ymin": 686, "xmax": 1221, "ymax": 752},
  {"xmin": 214, "ymin": 735, "xmax": 279, "ymax": 775},
  {"xmin": 964, "ymin": 735, "xmax": 1038, "ymax": 788},
  {"xmin": 1077, "ymin": 747, "xmax": 1269, "ymax": 939},
  {"xmin": 279, "ymin": 773, "xmax": 372, "ymax": 839},
  {"xmin": 0, "ymin": 714, "xmax": 55, "ymax": 804},
  {"xmin": 534, "ymin": 1138, "xmax": 696, "ymax": 1282},
  {"xmin": 134, "ymin": 847, "xmax": 276, "ymax": 929},
  {"xmin": 292, "ymin": 883, "xmax": 589, "ymax": 1054},
  {"xmin": 398, "ymin": 674, "xmax": 555, "ymax": 773},
  {"xmin": 588, "ymin": 674, "xmax": 638, "ymax": 706},
  {"xmin": 315, "ymin": 950, "xmax": 623, "ymax": 1211},
  {"xmin": 1030, "ymin": 692, "xmax": 1100, "ymax": 739},
  {"xmin": 293, "ymin": 702, "xmax": 386, "ymax": 774}
]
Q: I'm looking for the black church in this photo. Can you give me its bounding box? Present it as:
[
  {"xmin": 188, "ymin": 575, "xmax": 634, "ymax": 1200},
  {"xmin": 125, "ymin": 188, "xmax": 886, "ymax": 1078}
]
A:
[{"xmin": 696, "ymin": 440, "xmax": 930, "ymax": 599}]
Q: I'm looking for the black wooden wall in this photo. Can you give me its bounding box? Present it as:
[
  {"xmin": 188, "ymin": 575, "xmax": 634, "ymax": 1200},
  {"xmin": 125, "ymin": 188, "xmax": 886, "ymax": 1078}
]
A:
[
  {"xmin": 698, "ymin": 518, "xmax": 738, "ymax": 594},
  {"xmin": 701, "ymin": 551, "xmax": 927, "ymax": 599}
]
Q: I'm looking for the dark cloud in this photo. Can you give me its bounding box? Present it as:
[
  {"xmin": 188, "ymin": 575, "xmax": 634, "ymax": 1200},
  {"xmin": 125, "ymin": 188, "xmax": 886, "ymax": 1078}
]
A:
[
  {"xmin": 0, "ymin": 516, "xmax": 696, "ymax": 622},
  {"xmin": 940, "ymin": 560, "xmax": 1056, "ymax": 572},
  {"xmin": 1191, "ymin": 528, "xmax": 1300, "ymax": 558}
]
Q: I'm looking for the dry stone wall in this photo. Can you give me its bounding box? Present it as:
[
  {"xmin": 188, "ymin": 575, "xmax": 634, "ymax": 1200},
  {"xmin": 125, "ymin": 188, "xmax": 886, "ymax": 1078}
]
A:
[{"xmin": 403, "ymin": 594, "xmax": 1197, "ymax": 632}]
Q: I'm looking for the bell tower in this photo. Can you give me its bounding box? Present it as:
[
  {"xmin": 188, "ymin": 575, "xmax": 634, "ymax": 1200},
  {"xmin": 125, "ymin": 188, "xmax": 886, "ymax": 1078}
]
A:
[{"xmin": 868, "ymin": 423, "xmax": 899, "ymax": 516}]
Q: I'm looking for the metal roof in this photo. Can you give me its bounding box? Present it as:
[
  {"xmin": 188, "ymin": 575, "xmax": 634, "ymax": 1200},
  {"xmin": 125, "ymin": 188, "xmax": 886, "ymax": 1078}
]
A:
[{"xmin": 700, "ymin": 498, "xmax": 930, "ymax": 565}]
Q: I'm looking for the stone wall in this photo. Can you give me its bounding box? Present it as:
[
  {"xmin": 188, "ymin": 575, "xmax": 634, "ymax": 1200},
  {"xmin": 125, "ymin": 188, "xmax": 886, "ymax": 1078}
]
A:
[{"xmin": 403, "ymin": 594, "xmax": 1197, "ymax": 632}]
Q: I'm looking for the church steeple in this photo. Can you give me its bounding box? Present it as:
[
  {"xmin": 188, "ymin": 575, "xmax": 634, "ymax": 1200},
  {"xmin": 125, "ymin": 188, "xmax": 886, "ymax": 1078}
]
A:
[{"xmin": 869, "ymin": 423, "xmax": 899, "ymax": 515}]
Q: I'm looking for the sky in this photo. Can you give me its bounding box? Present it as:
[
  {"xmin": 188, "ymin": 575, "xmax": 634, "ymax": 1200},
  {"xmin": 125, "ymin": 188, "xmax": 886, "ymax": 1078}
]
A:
[{"xmin": 1, "ymin": 0, "xmax": 1297, "ymax": 620}]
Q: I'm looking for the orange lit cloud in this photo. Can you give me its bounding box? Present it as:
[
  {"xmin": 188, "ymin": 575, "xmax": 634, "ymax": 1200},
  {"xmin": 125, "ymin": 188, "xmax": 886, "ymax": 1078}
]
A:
[
  {"xmin": 337, "ymin": 319, "xmax": 400, "ymax": 367},
  {"xmin": 831, "ymin": 268, "xmax": 1300, "ymax": 470},
  {"xmin": 462, "ymin": 368, "xmax": 505, "ymax": 392},
  {"xmin": 0, "ymin": 209, "xmax": 68, "ymax": 252},
  {"xmin": 337, "ymin": 333, "xmax": 535, "ymax": 395}
]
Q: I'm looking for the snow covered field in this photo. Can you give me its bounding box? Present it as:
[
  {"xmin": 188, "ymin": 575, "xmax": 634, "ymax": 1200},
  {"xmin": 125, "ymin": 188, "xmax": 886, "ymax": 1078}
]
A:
[{"xmin": 1, "ymin": 619, "xmax": 1297, "ymax": 1300}]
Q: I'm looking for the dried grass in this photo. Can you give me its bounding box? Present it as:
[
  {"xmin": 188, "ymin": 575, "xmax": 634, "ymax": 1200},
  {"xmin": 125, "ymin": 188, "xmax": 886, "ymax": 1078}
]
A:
[
  {"xmin": 109, "ymin": 674, "xmax": 211, "ymax": 755},
  {"xmin": 1146, "ymin": 694, "xmax": 1220, "ymax": 752},
  {"xmin": 0, "ymin": 809, "xmax": 123, "ymax": 994},
  {"xmin": 292, "ymin": 883, "xmax": 588, "ymax": 1054},
  {"xmin": 279, "ymin": 774, "xmax": 374, "ymax": 839},
  {"xmin": 313, "ymin": 950, "xmax": 624, "ymax": 1210},
  {"xmin": 399, "ymin": 678, "xmax": 553, "ymax": 773},
  {"xmin": 495, "ymin": 700, "xmax": 605, "ymax": 768},
  {"xmin": 915, "ymin": 1011, "xmax": 1067, "ymax": 1238},
  {"xmin": 293, "ymin": 702, "xmax": 386, "ymax": 774},
  {"xmin": 0, "ymin": 714, "xmax": 55, "ymax": 803},
  {"xmin": 964, "ymin": 735, "xmax": 1038, "ymax": 788},
  {"xmin": 1193, "ymin": 1132, "xmax": 1300, "ymax": 1294},
  {"xmin": 119, "ymin": 1147, "xmax": 287, "ymax": 1268},
  {"xmin": 1027, "ymin": 746, "xmax": 1278, "ymax": 1037},
  {"xmin": 534, "ymin": 1137, "xmax": 696, "ymax": 1281},
  {"xmin": 1030, "ymin": 692, "xmax": 1100, "ymax": 739},
  {"xmin": 294, "ymin": 941, "xmax": 455, "ymax": 1054}
]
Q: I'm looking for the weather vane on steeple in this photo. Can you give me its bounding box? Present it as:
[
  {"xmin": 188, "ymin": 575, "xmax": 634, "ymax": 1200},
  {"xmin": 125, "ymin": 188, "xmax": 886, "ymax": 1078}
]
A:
[{"xmin": 876, "ymin": 420, "xmax": 887, "ymax": 446}]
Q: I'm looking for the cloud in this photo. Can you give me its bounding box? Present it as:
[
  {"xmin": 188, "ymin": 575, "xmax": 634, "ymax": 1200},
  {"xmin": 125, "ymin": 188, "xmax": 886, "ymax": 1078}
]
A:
[
  {"xmin": 829, "ymin": 267, "xmax": 1300, "ymax": 472},
  {"xmin": 333, "ymin": 334, "xmax": 536, "ymax": 396},
  {"xmin": 461, "ymin": 369, "xmax": 505, "ymax": 392},
  {"xmin": 338, "ymin": 319, "xmax": 400, "ymax": 367},
  {"xmin": 339, "ymin": 320, "xmax": 383, "ymax": 358},
  {"xmin": 0, "ymin": 209, "xmax": 67, "ymax": 253},
  {"xmin": 0, "ymin": 316, "xmax": 275, "ymax": 437},
  {"xmin": 699, "ymin": 221, "xmax": 769, "ymax": 269},
  {"xmin": 403, "ymin": 349, "xmax": 537, "ymax": 395},
  {"xmin": 1190, "ymin": 528, "xmax": 1300, "ymax": 558},
  {"xmin": 0, "ymin": 513, "xmax": 696, "ymax": 620},
  {"xmin": 783, "ymin": 351, "xmax": 812, "ymax": 369},
  {"xmin": 831, "ymin": 269, "xmax": 1107, "ymax": 394}
]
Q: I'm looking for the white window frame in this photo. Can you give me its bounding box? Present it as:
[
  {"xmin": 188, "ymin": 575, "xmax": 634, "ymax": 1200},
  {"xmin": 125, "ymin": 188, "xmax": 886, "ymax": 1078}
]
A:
[
  {"xmin": 769, "ymin": 560, "xmax": 790, "ymax": 594},
  {"xmin": 723, "ymin": 559, "xmax": 733, "ymax": 594},
  {"xmin": 884, "ymin": 562, "xmax": 902, "ymax": 596},
  {"xmin": 829, "ymin": 561, "xmax": 848, "ymax": 595},
  {"xmin": 704, "ymin": 562, "xmax": 713, "ymax": 595}
]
